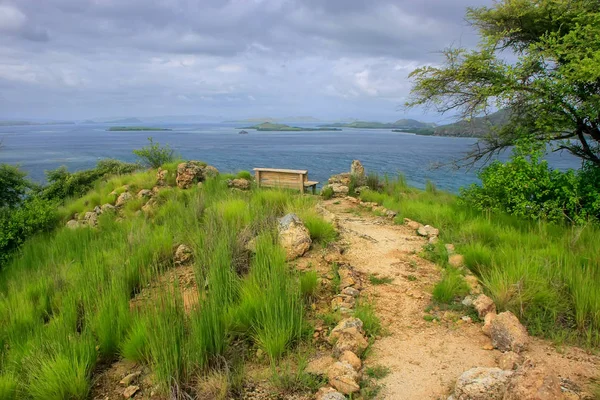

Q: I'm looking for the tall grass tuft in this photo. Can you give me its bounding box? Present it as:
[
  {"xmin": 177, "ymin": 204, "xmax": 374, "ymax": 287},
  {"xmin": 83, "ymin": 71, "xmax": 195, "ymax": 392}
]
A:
[{"xmin": 432, "ymin": 268, "xmax": 469, "ymax": 304}]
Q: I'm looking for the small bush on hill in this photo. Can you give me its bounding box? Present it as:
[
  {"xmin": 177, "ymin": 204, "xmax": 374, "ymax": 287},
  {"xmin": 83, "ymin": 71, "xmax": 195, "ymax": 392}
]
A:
[
  {"xmin": 0, "ymin": 164, "xmax": 34, "ymax": 208},
  {"xmin": 321, "ymin": 186, "xmax": 334, "ymax": 200},
  {"xmin": 236, "ymin": 170, "xmax": 253, "ymax": 180},
  {"xmin": 133, "ymin": 137, "xmax": 175, "ymax": 168}
]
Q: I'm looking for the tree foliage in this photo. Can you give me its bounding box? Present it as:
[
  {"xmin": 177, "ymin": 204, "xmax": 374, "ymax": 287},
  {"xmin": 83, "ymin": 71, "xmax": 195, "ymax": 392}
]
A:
[
  {"xmin": 407, "ymin": 0, "xmax": 600, "ymax": 166},
  {"xmin": 0, "ymin": 164, "xmax": 34, "ymax": 208},
  {"xmin": 133, "ymin": 137, "xmax": 175, "ymax": 168}
]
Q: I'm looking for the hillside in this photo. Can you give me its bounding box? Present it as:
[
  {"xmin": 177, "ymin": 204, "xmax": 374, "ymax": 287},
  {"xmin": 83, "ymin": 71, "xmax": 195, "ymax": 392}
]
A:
[
  {"xmin": 322, "ymin": 119, "xmax": 435, "ymax": 129},
  {"xmin": 430, "ymin": 109, "xmax": 510, "ymax": 137}
]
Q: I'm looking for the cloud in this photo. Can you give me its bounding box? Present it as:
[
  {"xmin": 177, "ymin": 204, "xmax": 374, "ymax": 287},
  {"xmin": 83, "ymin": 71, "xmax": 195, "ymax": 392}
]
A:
[{"xmin": 0, "ymin": 0, "xmax": 493, "ymax": 120}]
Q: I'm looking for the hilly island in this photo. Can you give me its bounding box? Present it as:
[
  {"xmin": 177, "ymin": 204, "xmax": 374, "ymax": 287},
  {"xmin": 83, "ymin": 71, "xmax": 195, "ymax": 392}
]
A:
[{"xmin": 240, "ymin": 122, "xmax": 341, "ymax": 131}]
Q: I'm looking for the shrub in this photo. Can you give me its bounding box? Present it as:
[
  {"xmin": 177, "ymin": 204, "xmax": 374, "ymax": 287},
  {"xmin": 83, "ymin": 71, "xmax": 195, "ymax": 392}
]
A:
[
  {"xmin": 321, "ymin": 186, "xmax": 334, "ymax": 200},
  {"xmin": 432, "ymin": 268, "xmax": 469, "ymax": 304},
  {"xmin": 236, "ymin": 170, "xmax": 253, "ymax": 181},
  {"xmin": 132, "ymin": 137, "xmax": 174, "ymax": 168},
  {"xmin": 0, "ymin": 164, "xmax": 34, "ymax": 208},
  {"xmin": 366, "ymin": 173, "xmax": 381, "ymax": 192}
]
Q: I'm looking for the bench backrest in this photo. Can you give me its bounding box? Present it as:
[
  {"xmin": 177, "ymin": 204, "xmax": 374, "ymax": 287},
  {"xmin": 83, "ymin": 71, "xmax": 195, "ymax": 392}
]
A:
[{"xmin": 254, "ymin": 168, "xmax": 308, "ymax": 192}]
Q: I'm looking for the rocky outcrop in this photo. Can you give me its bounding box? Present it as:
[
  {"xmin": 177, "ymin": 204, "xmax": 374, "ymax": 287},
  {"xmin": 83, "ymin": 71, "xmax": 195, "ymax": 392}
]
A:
[
  {"xmin": 452, "ymin": 367, "xmax": 514, "ymax": 400},
  {"xmin": 490, "ymin": 311, "xmax": 529, "ymax": 353},
  {"xmin": 176, "ymin": 161, "xmax": 206, "ymax": 189},
  {"xmin": 156, "ymin": 168, "xmax": 169, "ymax": 186},
  {"xmin": 329, "ymin": 173, "xmax": 352, "ymax": 186},
  {"xmin": 203, "ymin": 165, "xmax": 220, "ymax": 179},
  {"xmin": 277, "ymin": 213, "xmax": 312, "ymax": 260},
  {"xmin": 227, "ymin": 178, "xmax": 251, "ymax": 190},
  {"xmin": 322, "ymin": 183, "xmax": 349, "ymax": 197},
  {"xmin": 350, "ymin": 160, "xmax": 365, "ymax": 177}
]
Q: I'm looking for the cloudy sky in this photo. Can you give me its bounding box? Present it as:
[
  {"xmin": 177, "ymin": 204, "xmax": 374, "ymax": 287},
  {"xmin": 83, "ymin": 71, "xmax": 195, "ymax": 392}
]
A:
[{"xmin": 0, "ymin": 0, "xmax": 491, "ymax": 122}]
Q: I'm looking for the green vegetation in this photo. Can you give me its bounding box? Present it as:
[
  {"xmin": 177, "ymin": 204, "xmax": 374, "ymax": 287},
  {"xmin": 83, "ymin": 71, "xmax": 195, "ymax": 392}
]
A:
[
  {"xmin": 322, "ymin": 119, "xmax": 435, "ymax": 130},
  {"xmin": 300, "ymin": 211, "xmax": 337, "ymax": 246},
  {"xmin": 354, "ymin": 300, "xmax": 382, "ymax": 338},
  {"xmin": 368, "ymin": 275, "xmax": 393, "ymax": 285},
  {"xmin": 0, "ymin": 166, "xmax": 328, "ymax": 398},
  {"xmin": 407, "ymin": 0, "xmax": 600, "ymax": 167},
  {"xmin": 240, "ymin": 122, "xmax": 341, "ymax": 132},
  {"xmin": 132, "ymin": 137, "xmax": 175, "ymax": 168},
  {"xmin": 432, "ymin": 268, "xmax": 469, "ymax": 304},
  {"xmin": 107, "ymin": 126, "xmax": 172, "ymax": 131},
  {"xmin": 359, "ymin": 174, "xmax": 600, "ymax": 346},
  {"xmin": 321, "ymin": 186, "xmax": 334, "ymax": 200},
  {"xmin": 365, "ymin": 365, "xmax": 391, "ymax": 379}
]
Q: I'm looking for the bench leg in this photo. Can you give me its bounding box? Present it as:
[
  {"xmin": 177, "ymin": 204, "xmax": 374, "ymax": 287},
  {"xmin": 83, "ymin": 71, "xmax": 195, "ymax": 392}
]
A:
[{"xmin": 312, "ymin": 185, "xmax": 316, "ymax": 195}]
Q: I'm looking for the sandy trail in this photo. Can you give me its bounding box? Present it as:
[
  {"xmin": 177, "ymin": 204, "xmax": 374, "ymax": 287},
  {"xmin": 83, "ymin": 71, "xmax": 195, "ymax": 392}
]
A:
[{"xmin": 321, "ymin": 198, "xmax": 600, "ymax": 400}]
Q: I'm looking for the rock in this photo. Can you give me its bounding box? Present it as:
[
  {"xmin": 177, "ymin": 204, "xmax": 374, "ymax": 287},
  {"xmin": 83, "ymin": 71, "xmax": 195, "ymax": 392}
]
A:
[
  {"xmin": 449, "ymin": 254, "xmax": 465, "ymax": 268},
  {"xmin": 316, "ymin": 387, "xmax": 346, "ymax": 400},
  {"xmin": 174, "ymin": 244, "xmax": 193, "ymax": 266},
  {"xmin": 384, "ymin": 209, "xmax": 397, "ymax": 219},
  {"xmin": 482, "ymin": 312, "xmax": 497, "ymax": 336},
  {"xmin": 462, "ymin": 316, "xmax": 473, "ymax": 323},
  {"xmin": 120, "ymin": 371, "xmax": 141, "ymax": 386},
  {"xmin": 277, "ymin": 213, "xmax": 312, "ymax": 260},
  {"xmin": 490, "ymin": 311, "xmax": 529, "ymax": 353},
  {"xmin": 339, "ymin": 350, "xmax": 362, "ymax": 371},
  {"xmin": 445, "ymin": 243, "xmax": 456, "ymax": 255},
  {"xmin": 306, "ymin": 355, "xmax": 336, "ymax": 376},
  {"xmin": 417, "ymin": 224, "xmax": 439, "ymax": 238},
  {"xmin": 323, "ymin": 183, "xmax": 349, "ymax": 197},
  {"xmin": 453, "ymin": 367, "xmax": 514, "ymax": 400},
  {"xmin": 462, "ymin": 296, "xmax": 474, "ymax": 307},
  {"xmin": 316, "ymin": 205, "xmax": 338, "ymax": 226},
  {"xmin": 329, "ymin": 318, "xmax": 364, "ymax": 342},
  {"xmin": 327, "ymin": 361, "xmax": 360, "ymax": 394},
  {"xmin": 404, "ymin": 218, "xmax": 422, "ymax": 230},
  {"xmin": 227, "ymin": 178, "xmax": 251, "ymax": 190},
  {"xmin": 83, "ymin": 211, "xmax": 98, "ymax": 226},
  {"xmin": 331, "ymin": 295, "xmax": 356, "ymax": 311},
  {"xmin": 354, "ymin": 186, "xmax": 370, "ymax": 194},
  {"xmin": 176, "ymin": 161, "xmax": 206, "ymax": 189},
  {"xmin": 123, "ymin": 385, "xmax": 140, "ymax": 399},
  {"xmin": 141, "ymin": 198, "xmax": 157, "ymax": 214},
  {"xmin": 116, "ymin": 192, "xmax": 133, "ymax": 207},
  {"xmin": 94, "ymin": 205, "xmax": 102, "ymax": 214},
  {"xmin": 465, "ymin": 275, "xmax": 483, "ymax": 295},
  {"xmin": 101, "ymin": 203, "xmax": 116, "ymax": 213},
  {"xmin": 156, "ymin": 168, "xmax": 169, "ymax": 186},
  {"xmin": 498, "ymin": 351, "xmax": 522, "ymax": 370},
  {"xmin": 473, "ymin": 294, "xmax": 496, "ymax": 318},
  {"xmin": 342, "ymin": 287, "xmax": 360, "ymax": 298},
  {"xmin": 329, "ymin": 173, "xmax": 352, "ymax": 186},
  {"xmin": 332, "ymin": 327, "xmax": 369, "ymax": 357},
  {"xmin": 504, "ymin": 362, "xmax": 563, "ymax": 400},
  {"xmin": 351, "ymin": 160, "xmax": 365, "ymax": 177},
  {"xmin": 137, "ymin": 189, "xmax": 152, "ymax": 199},
  {"xmin": 338, "ymin": 268, "xmax": 356, "ymax": 290},
  {"xmin": 66, "ymin": 219, "xmax": 80, "ymax": 229},
  {"xmin": 429, "ymin": 236, "xmax": 439, "ymax": 244},
  {"xmin": 203, "ymin": 165, "xmax": 219, "ymax": 179}
]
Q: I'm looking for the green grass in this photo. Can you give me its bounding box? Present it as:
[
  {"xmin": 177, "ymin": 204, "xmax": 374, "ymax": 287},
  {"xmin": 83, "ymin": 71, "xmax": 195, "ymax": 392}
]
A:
[
  {"xmin": 368, "ymin": 274, "xmax": 393, "ymax": 285},
  {"xmin": 365, "ymin": 365, "xmax": 391, "ymax": 379},
  {"xmin": 235, "ymin": 170, "xmax": 253, "ymax": 180},
  {"xmin": 0, "ymin": 171, "xmax": 319, "ymax": 398},
  {"xmin": 358, "ymin": 174, "xmax": 600, "ymax": 346},
  {"xmin": 321, "ymin": 186, "xmax": 334, "ymax": 200},
  {"xmin": 299, "ymin": 212, "xmax": 337, "ymax": 246},
  {"xmin": 299, "ymin": 270, "xmax": 319, "ymax": 299},
  {"xmin": 432, "ymin": 268, "xmax": 469, "ymax": 304},
  {"xmin": 354, "ymin": 300, "xmax": 382, "ymax": 337}
]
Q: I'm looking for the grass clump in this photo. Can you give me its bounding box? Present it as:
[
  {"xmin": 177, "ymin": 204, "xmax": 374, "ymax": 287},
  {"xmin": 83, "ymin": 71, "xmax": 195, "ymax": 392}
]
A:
[
  {"xmin": 354, "ymin": 300, "xmax": 382, "ymax": 337},
  {"xmin": 369, "ymin": 274, "xmax": 393, "ymax": 285},
  {"xmin": 365, "ymin": 365, "xmax": 391, "ymax": 379},
  {"xmin": 235, "ymin": 170, "xmax": 253, "ymax": 180},
  {"xmin": 300, "ymin": 212, "xmax": 337, "ymax": 246},
  {"xmin": 299, "ymin": 270, "xmax": 319, "ymax": 299},
  {"xmin": 321, "ymin": 186, "xmax": 334, "ymax": 200},
  {"xmin": 432, "ymin": 268, "xmax": 469, "ymax": 304}
]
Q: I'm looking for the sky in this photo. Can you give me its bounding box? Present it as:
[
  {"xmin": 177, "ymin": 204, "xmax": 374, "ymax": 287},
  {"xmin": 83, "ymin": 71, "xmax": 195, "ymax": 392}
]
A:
[{"xmin": 0, "ymin": 0, "xmax": 492, "ymax": 122}]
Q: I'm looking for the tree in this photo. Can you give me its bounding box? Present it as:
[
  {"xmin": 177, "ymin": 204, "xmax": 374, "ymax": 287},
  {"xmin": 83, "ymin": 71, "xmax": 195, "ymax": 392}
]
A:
[
  {"xmin": 132, "ymin": 137, "xmax": 174, "ymax": 168},
  {"xmin": 407, "ymin": 0, "xmax": 600, "ymax": 167},
  {"xmin": 0, "ymin": 164, "xmax": 33, "ymax": 208}
]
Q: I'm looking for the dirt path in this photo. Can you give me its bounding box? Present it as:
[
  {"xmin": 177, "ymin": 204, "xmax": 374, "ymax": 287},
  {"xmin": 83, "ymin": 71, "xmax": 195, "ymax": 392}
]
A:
[{"xmin": 321, "ymin": 197, "xmax": 600, "ymax": 400}]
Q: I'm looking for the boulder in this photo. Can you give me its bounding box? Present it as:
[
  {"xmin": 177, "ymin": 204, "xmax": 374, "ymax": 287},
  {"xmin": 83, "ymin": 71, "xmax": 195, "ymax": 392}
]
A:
[
  {"xmin": 404, "ymin": 218, "xmax": 422, "ymax": 230},
  {"xmin": 174, "ymin": 244, "xmax": 193, "ymax": 266},
  {"xmin": 323, "ymin": 183, "xmax": 349, "ymax": 197},
  {"xmin": 417, "ymin": 224, "xmax": 439, "ymax": 238},
  {"xmin": 473, "ymin": 294, "xmax": 496, "ymax": 318},
  {"xmin": 329, "ymin": 173, "xmax": 352, "ymax": 186},
  {"xmin": 277, "ymin": 214, "xmax": 312, "ymax": 260},
  {"xmin": 453, "ymin": 367, "xmax": 514, "ymax": 400},
  {"xmin": 176, "ymin": 161, "xmax": 206, "ymax": 189},
  {"xmin": 156, "ymin": 168, "xmax": 169, "ymax": 186},
  {"xmin": 504, "ymin": 362, "xmax": 563, "ymax": 400},
  {"xmin": 137, "ymin": 189, "xmax": 153, "ymax": 199},
  {"xmin": 203, "ymin": 165, "xmax": 219, "ymax": 179},
  {"xmin": 449, "ymin": 254, "xmax": 465, "ymax": 268},
  {"xmin": 83, "ymin": 211, "xmax": 98, "ymax": 226},
  {"xmin": 101, "ymin": 203, "xmax": 116, "ymax": 214},
  {"xmin": 327, "ymin": 361, "xmax": 360, "ymax": 394},
  {"xmin": 490, "ymin": 311, "xmax": 529, "ymax": 353},
  {"xmin": 339, "ymin": 350, "xmax": 362, "ymax": 371},
  {"xmin": 66, "ymin": 219, "xmax": 80, "ymax": 229},
  {"xmin": 498, "ymin": 351, "xmax": 522, "ymax": 371},
  {"xmin": 351, "ymin": 160, "xmax": 365, "ymax": 177},
  {"xmin": 332, "ymin": 326, "xmax": 369, "ymax": 357},
  {"xmin": 227, "ymin": 178, "xmax": 251, "ymax": 190},
  {"xmin": 329, "ymin": 318, "xmax": 364, "ymax": 342},
  {"xmin": 116, "ymin": 192, "xmax": 133, "ymax": 207}
]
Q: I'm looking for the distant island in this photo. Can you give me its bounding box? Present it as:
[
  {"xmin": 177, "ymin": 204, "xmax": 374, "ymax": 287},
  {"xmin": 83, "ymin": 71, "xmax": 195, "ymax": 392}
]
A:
[
  {"xmin": 226, "ymin": 116, "xmax": 321, "ymax": 123},
  {"xmin": 107, "ymin": 126, "xmax": 172, "ymax": 132},
  {"xmin": 239, "ymin": 122, "xmax": 341, "ymax": 132},
  {"xmin": 0, "ymin": 120, "xmax": 74, "ymax": 127},
  {"xmin": 321, "ymin": 119, "xmax": 436, "ymax": 130}
]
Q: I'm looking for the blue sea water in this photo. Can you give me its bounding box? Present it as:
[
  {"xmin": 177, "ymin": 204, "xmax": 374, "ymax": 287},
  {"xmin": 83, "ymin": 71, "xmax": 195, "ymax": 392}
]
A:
[{"xmin": 0, "ymin": 122, "xmax": 581, "ymax": 193}]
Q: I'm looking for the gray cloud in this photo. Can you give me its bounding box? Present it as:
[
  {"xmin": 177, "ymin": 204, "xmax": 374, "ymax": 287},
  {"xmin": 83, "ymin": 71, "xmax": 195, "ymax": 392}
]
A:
[{"xmin": 0, "ymin": 0, "xmax": 492, "ymax": 121}]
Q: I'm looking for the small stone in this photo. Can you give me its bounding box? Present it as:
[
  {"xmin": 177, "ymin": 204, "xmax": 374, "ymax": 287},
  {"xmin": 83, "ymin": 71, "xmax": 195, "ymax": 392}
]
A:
[
  {"xmin": 448, "ymin": 254, "xmax": 465, "ymax": 268},
  {"xmin": 465, "ymin": 275, "xmax": 483, "ymax": 295},
  {"xmin": 120, "ymin": 371, "xmax": 141, "ymax": 386},
  {"xmin": 404, "ymin": 218, "xmax": 421, "ymax": 230},
  {"xmin": 306, "ymin": 355, "xmax": 336, "ymax": 376},
  {"xmin": 123, "ymin": 385, "xmax": 139, "ymax": 399},
  {"xmin": 482, "ymin": 312, "xmax": 497, "ymax": 336},
  {"xmin": 101, "ymin": 203, "xmax": 116, "ymax": 213},
  {"xmin": 329, "ymin": 318, "xmax": 364, "ymax": 342},
  {"xmin": 429, "ymin": 236, "xmax": 439, "ymax": 244},
  {"xmin": 473, "ymin": 294, "xmax": 496, "ymax": 318},
  {"xmin": 174, "ymin": 244, "xmax": 193, "ymax": 266},
  {"xmin": 498, "ymin": 351, "xmax": 522, "ymax": 370},
  {"xmin": 278, "ymin": 213, "xmax": 312, "ymax": 260},
  {"xmin": 137, "ymin": 189, "xmax": 152, "ymax": 199},
  {"xmin": 461, "ymin": 316, "xmax": 472, "ymax": 323},
  {"xmin": 332, "ymin": 327, "xmax": 369, "ymax": 357},
  {"xmin": 316, "ymin": 387, "xmax": 346, "ymax": 400},
  {"xmin": 462, "ymin": 296, "xmax": 474, "ymax": 307},
  {"xmin": 83, "ymin": 211, "xmax": 98, "ymax": 226},
  {"xmin": 417, "ymin": 224, "xmax": 439, "ymax": 238},
  {"xmin": 342, "ymin": 287, "xmax": 360, "ymax": 298},
  {"xmin": 339, "ymin": 350, "xmax": 362, "ymax": 371}
]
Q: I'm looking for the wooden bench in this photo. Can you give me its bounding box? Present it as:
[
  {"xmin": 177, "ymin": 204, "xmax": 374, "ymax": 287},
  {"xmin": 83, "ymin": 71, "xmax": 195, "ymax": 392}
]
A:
[{"xmin": 253, "ymin": 168, "xmax": 319, "ymax": 194}]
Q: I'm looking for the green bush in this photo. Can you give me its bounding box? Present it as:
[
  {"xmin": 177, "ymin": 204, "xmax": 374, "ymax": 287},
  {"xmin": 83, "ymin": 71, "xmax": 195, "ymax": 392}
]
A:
[
  {"xmin": 321, "ymin": 186, "xmax": 334, "ymax": 200},
  {"xmin": 133, "ymin": 137, "xmax": 175, "ymax": 168},
  {"xmin": 0, "ymin": 164, "xmax": 34, "ymax": 208},
  {"xmin": 460, "ymin": 150, "xmax": 600, "ymax": 224},
  {"xmin": 301, "ymin": 213, "xmax": 337, "ymax": 246},
  {"xmin": 236, "ymin": 170, "xmax": 253, "ymax": 180}
]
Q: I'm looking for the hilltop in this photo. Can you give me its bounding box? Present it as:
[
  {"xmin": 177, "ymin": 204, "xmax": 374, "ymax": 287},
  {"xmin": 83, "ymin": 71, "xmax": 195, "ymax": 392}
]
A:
[{"xmin": 322, "ymin": 119, "xmax": 435, "ymax": 129}]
